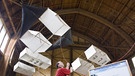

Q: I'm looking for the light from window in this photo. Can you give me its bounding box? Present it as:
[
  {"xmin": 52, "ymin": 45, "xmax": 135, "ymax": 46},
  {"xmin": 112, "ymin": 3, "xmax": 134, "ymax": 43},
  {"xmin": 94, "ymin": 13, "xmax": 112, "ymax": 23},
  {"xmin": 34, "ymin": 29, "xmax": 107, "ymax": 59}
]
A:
[
  {"xmin": 0, "ymin": 18, "xmax": 9, "ymax": 53},
  {"xmin": 1, "ymin": 34, "xmax": 9, "ymax": 53},
  {"xmin": 132, "ymin": 57, "xmax": 135, "ymax": 67},
  {"xmin": 0, "ymin": 27, "xmax": 6, "ymax": 45}
]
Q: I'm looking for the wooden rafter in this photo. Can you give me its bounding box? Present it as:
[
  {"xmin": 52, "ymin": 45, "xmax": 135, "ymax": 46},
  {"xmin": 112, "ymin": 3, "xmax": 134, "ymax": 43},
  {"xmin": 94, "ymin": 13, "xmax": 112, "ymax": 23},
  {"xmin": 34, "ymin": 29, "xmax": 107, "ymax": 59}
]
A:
[
  {"xmin": 2, "ymin": 0, "xmax": 17, "ymax": 34},
  {"xmin": 70, "ymin": 43, "xmax": 129, "ymax": 50},
  {"xmin": 112, "ymin": 0, "xmax": 130, "ymax": 23},
  {"xmin": 56, "ymin": 8, "xmax": 134, "ymax": 45},
  {"xmin": 9, "ymin": 0, "xmax": 21, "ymax": 7}
]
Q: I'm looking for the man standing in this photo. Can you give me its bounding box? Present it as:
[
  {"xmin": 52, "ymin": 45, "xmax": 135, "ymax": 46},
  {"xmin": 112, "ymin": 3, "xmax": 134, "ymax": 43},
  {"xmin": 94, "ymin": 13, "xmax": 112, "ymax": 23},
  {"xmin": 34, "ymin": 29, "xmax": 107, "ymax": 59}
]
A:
[{"xmin": 55, "ymin": 61, "xmax": 71, "ymax": 76}]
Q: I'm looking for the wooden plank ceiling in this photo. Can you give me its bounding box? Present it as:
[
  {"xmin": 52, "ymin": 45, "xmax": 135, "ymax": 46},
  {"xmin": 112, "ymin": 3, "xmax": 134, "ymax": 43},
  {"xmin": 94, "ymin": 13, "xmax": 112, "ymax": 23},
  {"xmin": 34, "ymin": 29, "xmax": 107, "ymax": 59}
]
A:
[{"xmin": 1, "ymin": 0, "xmax": 135, "ymax": 75}]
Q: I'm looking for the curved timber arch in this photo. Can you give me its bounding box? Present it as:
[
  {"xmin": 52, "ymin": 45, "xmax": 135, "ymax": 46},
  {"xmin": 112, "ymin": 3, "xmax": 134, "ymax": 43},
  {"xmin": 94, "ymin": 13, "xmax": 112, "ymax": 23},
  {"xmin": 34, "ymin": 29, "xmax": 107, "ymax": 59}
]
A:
[{"xmin": 56, "ymin": 8, "xmax": 134, "ymax": 45}]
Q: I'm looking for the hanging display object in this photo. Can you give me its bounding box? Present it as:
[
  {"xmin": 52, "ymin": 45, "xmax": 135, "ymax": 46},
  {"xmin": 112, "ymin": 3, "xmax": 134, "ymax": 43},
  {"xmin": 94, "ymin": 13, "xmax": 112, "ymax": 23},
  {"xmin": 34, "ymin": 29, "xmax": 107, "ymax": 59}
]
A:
[
  {"xmin": 13, "ymin": 61, "xmax": 35, "ymax": 76},
  {"xmin": 84, "ymin": 45, "xmax": 111, "ymax": 65},
  {"xmin": 19, "ymin": 48, "xmax": 51, "ymax": 69},
  {"xmin": 72, "ymin": 57, "xmax": 95, "ymax": 76},
  {"xmin": 39, "ymin": 8, "xmax": 70, "ymax": 36},
  {"xmin": 20, "ymin": 30, "xmax": 52, "ymax": 53}
]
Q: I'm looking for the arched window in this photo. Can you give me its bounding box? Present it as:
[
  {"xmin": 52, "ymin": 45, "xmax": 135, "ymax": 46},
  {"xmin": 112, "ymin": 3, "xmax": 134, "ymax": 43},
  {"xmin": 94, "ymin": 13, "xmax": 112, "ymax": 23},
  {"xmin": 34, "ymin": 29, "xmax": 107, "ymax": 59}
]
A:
[{"xmin": 0, "ymin": 18, "xmax": 9, "ymax": 53}]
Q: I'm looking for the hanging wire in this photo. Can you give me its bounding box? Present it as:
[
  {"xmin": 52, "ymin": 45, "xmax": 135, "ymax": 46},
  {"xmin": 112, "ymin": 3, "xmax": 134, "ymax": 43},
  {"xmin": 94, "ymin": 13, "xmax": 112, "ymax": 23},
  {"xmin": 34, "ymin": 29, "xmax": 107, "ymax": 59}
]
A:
[
  {"xmin": 37, "ymin": 67, "xmax": 46, "ymax": 76},
  {"xmin": 78, "ymin": 51, "xmax": 85, "ymax": 58},
  {"xmin": 117, "ymin": 42, "xmax": 135, "ymax": 61},
  {"xmin": 59, "ymin": 37, "xmax": 67, "ymax": 62},
  {"xmin": 59, "ymin": 40, "xmax": 90, "ymax": 76}
]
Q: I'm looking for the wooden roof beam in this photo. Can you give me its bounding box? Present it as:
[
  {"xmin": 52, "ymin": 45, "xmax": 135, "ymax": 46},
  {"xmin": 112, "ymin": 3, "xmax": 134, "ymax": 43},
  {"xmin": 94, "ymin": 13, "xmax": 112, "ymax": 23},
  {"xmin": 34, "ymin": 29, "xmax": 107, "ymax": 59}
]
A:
[
  {"xmin": 2, "ymin": 0, "xmax": 17, "ymax": 35},
  {"xmin": 56, "ymin": 8, "xmax": 134, "ymax": 45},
  {"xmin": 70, "ymin": 43, "xmax": 129, "ymax": 50}
]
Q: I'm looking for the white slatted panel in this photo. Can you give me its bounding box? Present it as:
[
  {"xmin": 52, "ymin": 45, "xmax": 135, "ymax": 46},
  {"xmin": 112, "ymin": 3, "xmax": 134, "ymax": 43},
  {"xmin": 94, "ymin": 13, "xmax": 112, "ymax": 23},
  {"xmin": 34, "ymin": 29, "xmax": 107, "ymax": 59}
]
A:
[
  {"xmin": 39, "ymin": 8, "xmax": 70, "ymax": 36},
  {"xmin": 20, "ymin": 30, "xmax": 52, "ymax": 53},
  {"xmin": 13, "ymin": 61, "xmax": 35, "ymax": 76},
  {"xmin": 85, "ymin": 45, "xmax": 111, "ymax": 65},
  {"xmin": 19, "ymin": 48, "xmax": 51, "ymax": 69},
  {"xmin": 72, "ymin": 58, "xmax": 95, "ymax": 76}
]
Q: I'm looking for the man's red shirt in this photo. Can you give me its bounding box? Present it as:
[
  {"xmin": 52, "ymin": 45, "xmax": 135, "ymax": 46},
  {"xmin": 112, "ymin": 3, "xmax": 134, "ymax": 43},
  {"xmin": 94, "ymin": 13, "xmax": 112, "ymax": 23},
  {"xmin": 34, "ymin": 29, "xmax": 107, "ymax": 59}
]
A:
[{"xmin": 55, "ymin": 68, "xmax": 70, "ymax": 76}]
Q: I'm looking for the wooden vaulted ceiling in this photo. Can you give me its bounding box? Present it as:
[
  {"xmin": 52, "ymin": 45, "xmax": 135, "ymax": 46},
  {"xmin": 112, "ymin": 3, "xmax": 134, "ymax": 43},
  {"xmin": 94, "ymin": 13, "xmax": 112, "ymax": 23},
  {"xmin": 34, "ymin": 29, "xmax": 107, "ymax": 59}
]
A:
[{"xmin": 1, "ymin": 0, "xmax": 135, "ymax": 75}]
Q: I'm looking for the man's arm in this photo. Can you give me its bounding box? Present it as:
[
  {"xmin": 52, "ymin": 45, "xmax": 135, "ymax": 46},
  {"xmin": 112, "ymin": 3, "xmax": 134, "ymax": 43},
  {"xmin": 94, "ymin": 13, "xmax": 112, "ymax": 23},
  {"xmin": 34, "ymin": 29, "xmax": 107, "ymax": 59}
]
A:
[{"xmin": 66, "ymin": 62, "xmax": 70, "ymax": 69}]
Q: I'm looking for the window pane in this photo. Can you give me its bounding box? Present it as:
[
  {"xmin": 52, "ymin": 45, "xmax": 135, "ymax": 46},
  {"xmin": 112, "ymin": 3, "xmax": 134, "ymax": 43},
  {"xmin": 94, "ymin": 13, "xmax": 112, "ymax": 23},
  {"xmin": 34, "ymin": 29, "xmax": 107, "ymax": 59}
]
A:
[
  {"xmin": 1, "ymin": 34, "xmax": 9, "ymax": 53},
  {"xmin": 0, "ymin": 19, "xmax": 2, "ymax": 29},
  {"xmin": 132, "ymin": 57, "xmax": 135, "ymax": 67},
  {"xmin": 0, "ymin": 27, "xmax": 6, "ymax": 45}
]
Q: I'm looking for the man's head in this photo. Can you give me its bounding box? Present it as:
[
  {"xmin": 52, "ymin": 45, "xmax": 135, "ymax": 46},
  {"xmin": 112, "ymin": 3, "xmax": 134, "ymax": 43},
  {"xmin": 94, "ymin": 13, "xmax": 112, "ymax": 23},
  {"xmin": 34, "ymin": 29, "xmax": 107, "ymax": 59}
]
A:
[{"xmin": 56, "ymin": 61, "xmax": 64, "ymax": 68}]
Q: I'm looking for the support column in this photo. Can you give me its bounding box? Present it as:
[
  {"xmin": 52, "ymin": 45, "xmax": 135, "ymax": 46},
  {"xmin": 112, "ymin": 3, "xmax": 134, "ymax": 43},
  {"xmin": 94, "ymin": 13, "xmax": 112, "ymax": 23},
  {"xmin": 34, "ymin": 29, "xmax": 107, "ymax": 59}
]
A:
[
  {"xmin": 51, "ymin": 50, "xmax": 54, "ymax": 76},
  {"xmin": 70, "ymin": 48, "xmax": 73, "ymax": 76}
]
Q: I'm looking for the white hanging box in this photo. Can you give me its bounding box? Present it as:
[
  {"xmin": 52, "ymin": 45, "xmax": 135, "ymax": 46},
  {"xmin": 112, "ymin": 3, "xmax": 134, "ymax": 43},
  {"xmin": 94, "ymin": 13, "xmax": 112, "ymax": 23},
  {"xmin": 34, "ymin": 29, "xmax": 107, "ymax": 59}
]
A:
[
  {"xmin": 72, "ymin": 58, "xmax": 95, "ymax": 76},
  {"xmin": 20, "ymin": 30, "xmax": 52, "ymax": 53},
  {"xmin": 19, "ymin": 48, "xmax": 51, "ymax": 69},
  {"xmin": 13, "ymin": 61, "xmax": 35, "ymax": 76},
  {"xmin": 39, "ymin": 8, "xmax": 70, "ymax": 36},
  {"xmin": 84, "ymin": 45, "xmax": 111, "ymax": 65}
]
